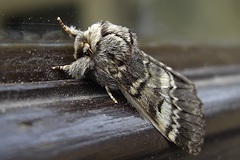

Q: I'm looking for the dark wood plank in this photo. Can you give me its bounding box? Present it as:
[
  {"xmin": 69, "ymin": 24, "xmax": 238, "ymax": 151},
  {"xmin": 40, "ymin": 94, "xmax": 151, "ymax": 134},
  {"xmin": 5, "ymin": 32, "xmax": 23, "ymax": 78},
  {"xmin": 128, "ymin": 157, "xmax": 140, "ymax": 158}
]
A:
[
  {"xmin": 0, "ymin": 74, "xmax": 240, "ymax": 160},
  {"xmin": 0, "ymin": 43, "xmax": 240, "ymax": 160}
]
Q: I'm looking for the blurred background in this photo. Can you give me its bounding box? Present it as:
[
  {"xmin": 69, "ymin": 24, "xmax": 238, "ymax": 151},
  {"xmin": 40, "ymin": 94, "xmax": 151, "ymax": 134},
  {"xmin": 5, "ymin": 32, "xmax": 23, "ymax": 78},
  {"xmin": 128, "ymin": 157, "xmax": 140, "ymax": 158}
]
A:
[{"xmin": 1, "ymin": 0, "xmax": 240, "ymax": 45}]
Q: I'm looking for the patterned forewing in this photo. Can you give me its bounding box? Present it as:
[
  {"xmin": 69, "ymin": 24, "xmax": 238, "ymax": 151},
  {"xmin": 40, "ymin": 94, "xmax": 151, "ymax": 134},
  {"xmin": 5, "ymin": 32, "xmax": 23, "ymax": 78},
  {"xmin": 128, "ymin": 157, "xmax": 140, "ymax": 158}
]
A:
[{"xmin": 110, "ymin": 49, "xmax": 205, "ymax": 155}]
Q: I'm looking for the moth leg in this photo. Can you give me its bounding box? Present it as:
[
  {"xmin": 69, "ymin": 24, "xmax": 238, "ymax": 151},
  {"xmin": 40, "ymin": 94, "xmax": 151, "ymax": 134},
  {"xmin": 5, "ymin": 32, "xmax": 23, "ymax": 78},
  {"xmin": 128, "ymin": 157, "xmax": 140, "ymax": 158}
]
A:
[
  {"xmin": 105, "ymin": 86, "xmax": 118, "ymax": 104},
  {"xmin": 52, "ymin": 65, "xmax": 70, "ymax": 72}
]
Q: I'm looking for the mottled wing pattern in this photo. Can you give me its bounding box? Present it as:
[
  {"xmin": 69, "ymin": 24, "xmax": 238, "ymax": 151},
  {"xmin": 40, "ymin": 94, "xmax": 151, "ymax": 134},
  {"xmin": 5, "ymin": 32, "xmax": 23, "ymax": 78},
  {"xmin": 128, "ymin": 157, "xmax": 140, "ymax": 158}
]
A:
[{"xmin": 109, "ymin": 49, "xmax": 205, "ymax": 155}]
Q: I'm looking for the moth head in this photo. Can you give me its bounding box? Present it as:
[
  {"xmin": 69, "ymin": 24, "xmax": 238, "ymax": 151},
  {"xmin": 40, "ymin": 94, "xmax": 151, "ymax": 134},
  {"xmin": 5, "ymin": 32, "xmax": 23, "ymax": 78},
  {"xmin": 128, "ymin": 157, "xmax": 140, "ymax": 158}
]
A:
[
  {"xmin": 57, "ymin": 17, "xmax": 138, "ymax": 62},
  {"xmin": 57, "ymin": 17, "xmax": 93, "ymax": 60}
]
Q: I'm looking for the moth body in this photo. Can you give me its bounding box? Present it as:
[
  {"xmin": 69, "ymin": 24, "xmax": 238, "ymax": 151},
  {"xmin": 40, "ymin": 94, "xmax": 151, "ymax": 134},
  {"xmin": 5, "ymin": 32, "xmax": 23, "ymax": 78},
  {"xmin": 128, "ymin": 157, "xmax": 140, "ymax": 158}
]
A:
[{"xmin": 53, "ymin": 17, "xmax": 205, "ymax": 155}]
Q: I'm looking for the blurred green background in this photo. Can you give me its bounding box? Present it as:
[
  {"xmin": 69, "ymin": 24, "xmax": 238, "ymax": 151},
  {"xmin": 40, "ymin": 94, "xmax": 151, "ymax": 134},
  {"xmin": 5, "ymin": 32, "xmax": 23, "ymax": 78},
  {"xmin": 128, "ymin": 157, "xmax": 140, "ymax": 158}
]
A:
[{"xmin": 1, "ymin": 0, "xmax": 240, "ymax": 45}]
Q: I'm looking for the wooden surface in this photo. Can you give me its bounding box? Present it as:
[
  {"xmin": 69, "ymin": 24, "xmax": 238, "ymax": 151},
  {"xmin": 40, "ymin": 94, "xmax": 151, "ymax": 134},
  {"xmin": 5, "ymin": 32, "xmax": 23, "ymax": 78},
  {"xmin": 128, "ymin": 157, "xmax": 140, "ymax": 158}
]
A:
[{"xmin": 0, "ymin": 44, "xmax": 240, "ymax": 160}]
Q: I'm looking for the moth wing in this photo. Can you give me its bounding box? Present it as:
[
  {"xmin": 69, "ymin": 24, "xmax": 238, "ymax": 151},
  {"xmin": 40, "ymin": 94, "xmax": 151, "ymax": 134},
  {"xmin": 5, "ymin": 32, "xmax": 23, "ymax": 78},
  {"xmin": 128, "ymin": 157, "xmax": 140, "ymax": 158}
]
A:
[{"xmin": 110, "ymin": 50, "xmax": 205, "ymax": 155}]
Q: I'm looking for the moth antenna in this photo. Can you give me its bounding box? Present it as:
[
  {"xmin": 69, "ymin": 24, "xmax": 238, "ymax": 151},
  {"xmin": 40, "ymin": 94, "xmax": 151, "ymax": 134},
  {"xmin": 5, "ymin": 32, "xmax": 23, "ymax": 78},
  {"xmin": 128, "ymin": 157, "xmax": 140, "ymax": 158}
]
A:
[{"xmin": 57, "ymin": 17, "xmax": 81, "ymax": 37}]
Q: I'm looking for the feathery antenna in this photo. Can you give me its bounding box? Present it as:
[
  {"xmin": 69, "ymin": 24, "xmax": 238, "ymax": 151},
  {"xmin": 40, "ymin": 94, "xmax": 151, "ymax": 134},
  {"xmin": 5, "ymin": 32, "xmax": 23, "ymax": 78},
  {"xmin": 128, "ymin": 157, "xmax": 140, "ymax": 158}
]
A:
[
  {"xmin": 57, "ymin": 17, "xmax": 67, "ymax": 31},
  {"xmin": 57, "ymin": 17, "xmax": 80, "ymax": 37}
]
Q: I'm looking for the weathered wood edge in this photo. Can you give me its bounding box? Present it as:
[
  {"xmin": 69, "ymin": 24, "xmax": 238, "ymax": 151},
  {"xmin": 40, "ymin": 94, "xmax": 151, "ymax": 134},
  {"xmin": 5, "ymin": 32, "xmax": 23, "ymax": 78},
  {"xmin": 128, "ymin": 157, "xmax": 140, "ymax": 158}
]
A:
[{"xmin": 0, "ymin": 73, "xmax": 240, "ymax": 160}]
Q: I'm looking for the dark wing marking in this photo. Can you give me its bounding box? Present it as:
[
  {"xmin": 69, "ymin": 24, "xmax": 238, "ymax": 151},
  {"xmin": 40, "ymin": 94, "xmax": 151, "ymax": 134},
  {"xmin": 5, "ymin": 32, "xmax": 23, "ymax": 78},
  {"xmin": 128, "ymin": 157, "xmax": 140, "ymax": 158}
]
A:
[{"xmin": 108, "ymin": 49, "xmax": 205, "ymax": 155}]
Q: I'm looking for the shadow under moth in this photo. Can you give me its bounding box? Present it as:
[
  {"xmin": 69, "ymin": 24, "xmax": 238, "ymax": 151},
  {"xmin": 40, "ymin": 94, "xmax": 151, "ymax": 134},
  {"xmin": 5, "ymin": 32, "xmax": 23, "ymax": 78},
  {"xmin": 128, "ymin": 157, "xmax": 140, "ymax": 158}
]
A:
[{"xmin": 53, "ymin": 17, "xmax": 205, "ymax": 155}]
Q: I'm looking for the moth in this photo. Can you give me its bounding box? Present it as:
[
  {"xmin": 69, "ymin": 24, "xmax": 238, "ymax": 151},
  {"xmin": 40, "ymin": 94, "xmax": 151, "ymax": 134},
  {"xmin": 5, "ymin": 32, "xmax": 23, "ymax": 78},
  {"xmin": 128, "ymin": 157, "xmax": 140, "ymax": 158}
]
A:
[{"xmin": 53, "ymin": 17, "xmax": 205, "ymax": 155}]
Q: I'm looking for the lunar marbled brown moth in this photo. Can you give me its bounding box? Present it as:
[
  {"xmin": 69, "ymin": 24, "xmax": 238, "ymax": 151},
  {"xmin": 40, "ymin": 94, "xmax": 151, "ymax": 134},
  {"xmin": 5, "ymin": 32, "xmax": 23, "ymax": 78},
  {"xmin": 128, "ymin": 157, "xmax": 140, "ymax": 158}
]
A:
[{"xmin": 52, "ymin": 17, "xmax": 205, "ymax": 155}]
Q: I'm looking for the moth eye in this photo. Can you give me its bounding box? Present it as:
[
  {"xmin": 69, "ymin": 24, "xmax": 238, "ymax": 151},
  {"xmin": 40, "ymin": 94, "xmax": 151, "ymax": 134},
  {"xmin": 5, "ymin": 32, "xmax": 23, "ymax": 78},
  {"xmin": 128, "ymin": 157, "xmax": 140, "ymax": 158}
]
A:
[
  {"xmin": 76, "ymin": 48, "xmax": 91, "ymax": 58},
  {"xmin": 75, "ymin": 49, "xmax": 83, "ymax": 59},
  {"xmin": 81, "ymin": 43, "xmax": 93, "ymax": 58}
]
